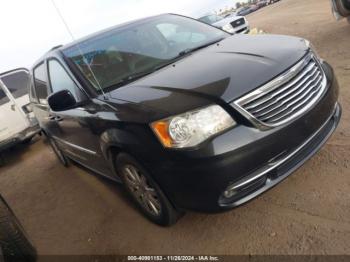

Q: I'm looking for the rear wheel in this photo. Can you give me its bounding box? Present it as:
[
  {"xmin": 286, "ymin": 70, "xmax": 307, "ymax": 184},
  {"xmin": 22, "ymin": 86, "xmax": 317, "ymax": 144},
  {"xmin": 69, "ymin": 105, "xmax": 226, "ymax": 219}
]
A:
[
  {"xmin": 115, "ymin": 153, "xmax": 183, "ymax": 226},
  {"xmin": 0, "ymin": 195, "xmax": 36, "ymax": 262},
  {"xmin": 48, "ymin": 137, "xmax": 69, "ymax": 167}
]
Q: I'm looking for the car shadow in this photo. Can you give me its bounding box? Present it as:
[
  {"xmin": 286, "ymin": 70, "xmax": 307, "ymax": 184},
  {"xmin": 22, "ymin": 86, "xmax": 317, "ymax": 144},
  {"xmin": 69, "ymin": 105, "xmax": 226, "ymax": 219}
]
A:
[
  {"xmin": 67, "ymin": 158, "xmax": 142, "ymax": 215},
  {"xmin": 0, "ymin": 135, "xmax": 41, "ymax": 168}
]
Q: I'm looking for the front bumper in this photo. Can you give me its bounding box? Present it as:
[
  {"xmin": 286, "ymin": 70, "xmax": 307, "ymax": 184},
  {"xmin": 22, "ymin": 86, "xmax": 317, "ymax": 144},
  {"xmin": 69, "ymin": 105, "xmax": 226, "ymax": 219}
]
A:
[
  {"xmin": 141, "ymin": 61, "xmax": 340, "ymax": 212},
  {"xmin": 0, "ymin": 124, "xmax": 40, "ymax": 152},
  {"xmin": 219, "ymin": 102, "xmax": 341, "ymax": 208},
  {"xmin": 233, "ymin": 24, "xmax": 250, "ymax": 34}
]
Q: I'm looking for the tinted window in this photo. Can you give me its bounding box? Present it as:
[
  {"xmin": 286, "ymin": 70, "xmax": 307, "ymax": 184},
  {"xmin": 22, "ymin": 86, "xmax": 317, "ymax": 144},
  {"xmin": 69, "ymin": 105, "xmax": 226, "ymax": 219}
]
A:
[
  {"xmin": 48, "ymin": 60, "xmax": 79, "ymax": 99},
  {"xmin": 0, "ymin": 88, "xmax": 10, "ymax": 106},
  {"xmin": 0, "ymin": 70, "xmax": 29, "ymax": 99},
  {"xmin": 63, "ymin": 15, "xmax": 227, "ymax": 92},
  {"xmin": 33, "ymin": 63, "xmax": 48, "ymax": 104}
]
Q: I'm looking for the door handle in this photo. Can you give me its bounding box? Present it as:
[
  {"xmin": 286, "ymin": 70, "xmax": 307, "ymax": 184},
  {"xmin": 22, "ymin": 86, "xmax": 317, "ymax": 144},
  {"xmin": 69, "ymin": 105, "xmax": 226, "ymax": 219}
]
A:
[
  {"xmin": 48, "ymin": 115, "xmax": 63, "ymax": 122},
  {"xmin": 55, "ymin": 116, "xmax": 63, "ymax": 122},
  {"xmin": 10, "ymin": 104, "xmax": 16, "ymax": 111}
]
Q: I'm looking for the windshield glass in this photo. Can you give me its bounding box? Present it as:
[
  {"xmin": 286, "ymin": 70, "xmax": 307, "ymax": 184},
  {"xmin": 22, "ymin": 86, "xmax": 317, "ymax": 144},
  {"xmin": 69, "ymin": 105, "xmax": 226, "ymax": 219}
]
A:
[
  {"xmin": 198, "ymin": 14, "xmax": 224, "ymax": 24},
  {"xmin": 0, "ymin": 70, "xmax": 29, "ymax": 99},
  {"xmin": 63, "ymin": 15, "xmax": 228, "ymax": 91}
]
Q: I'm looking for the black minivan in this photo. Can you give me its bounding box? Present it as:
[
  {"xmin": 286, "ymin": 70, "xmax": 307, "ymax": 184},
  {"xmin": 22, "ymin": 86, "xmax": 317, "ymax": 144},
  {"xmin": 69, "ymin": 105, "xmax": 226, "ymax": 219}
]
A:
[{"xmin": 30, "ymin": 14, "xmax": 341, "ymax": 226}]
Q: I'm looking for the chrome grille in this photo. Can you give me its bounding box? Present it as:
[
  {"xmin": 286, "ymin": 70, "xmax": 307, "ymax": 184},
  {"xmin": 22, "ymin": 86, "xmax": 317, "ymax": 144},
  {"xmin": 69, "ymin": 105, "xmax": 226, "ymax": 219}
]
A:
[
  {"xmin": 232, "ymin": 53, "xmax": 327, "ymax": 129},
  {"xmin": 231, "ymin": 18, "xmax": 245, "ymax": 28}
]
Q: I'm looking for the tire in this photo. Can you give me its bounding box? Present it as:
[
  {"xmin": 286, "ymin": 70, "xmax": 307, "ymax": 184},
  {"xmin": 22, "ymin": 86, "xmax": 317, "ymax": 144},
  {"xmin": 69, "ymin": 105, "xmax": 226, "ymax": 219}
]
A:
[
  {"xmin": 21, "ymin": 136, "xmax": 34, "ymax": 145},
  {"xmin": 0, "ymin": 195, "xmax": 36, "ymax": 262},
  {"xmin": 335, "ymin": 0, "xmax": 350, "ymax": 17},
  {"xmin": 343, "ymin": 0, "xmax": 350, "ymax": 10},
  {"xmin": 0, "ymin": 155, "xmax": 4, "ymax": 167},
  {"xmin": 115, "ymin": 153, "xmax": 183, "ymax": 226},
  {"xmin": 47, "ymin": 136, "xmax": 69, "ymax": 167}
]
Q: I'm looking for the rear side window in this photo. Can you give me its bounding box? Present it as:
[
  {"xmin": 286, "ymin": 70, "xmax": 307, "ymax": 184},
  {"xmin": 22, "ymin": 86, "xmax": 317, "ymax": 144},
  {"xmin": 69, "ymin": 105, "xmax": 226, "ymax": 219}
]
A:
[
  {"xmin": 0, "ymin": 70, "xmax": 29, "ymax": 99},
  {"xmin": 33, "ymin": 63, "xmax": 48, "ymax": 104},
  {"xmin": 48, "ymin": 60, "xmax": 79, "ymax": 99}
]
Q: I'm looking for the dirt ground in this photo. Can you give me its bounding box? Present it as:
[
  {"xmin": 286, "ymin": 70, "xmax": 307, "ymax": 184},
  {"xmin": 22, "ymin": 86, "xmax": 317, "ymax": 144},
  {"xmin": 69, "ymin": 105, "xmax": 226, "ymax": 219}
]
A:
[{"xmin": 0, "ymin": 0, "xmax": 349, "ymax": 256}]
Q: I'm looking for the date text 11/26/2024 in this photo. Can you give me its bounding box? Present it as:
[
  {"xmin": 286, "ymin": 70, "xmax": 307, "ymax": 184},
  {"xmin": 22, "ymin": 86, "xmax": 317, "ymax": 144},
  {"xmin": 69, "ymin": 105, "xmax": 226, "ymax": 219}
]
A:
[{"xmin": 127, "ymin": 256, "xmax": 219, "ymax": 261}]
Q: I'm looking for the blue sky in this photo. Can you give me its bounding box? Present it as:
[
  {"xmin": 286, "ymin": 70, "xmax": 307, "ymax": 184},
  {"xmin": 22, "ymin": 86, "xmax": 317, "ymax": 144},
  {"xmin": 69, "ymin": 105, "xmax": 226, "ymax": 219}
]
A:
[{"xmin": 0, "ymin": 0, "xmax": 240, "ymax": 72}]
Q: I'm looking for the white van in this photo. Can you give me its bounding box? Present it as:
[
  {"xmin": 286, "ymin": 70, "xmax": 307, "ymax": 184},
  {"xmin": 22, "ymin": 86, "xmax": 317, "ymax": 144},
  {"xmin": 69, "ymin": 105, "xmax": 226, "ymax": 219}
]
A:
[{"xmin": 0, "ymin": 68, "xmax": 40, "ymax": 157}]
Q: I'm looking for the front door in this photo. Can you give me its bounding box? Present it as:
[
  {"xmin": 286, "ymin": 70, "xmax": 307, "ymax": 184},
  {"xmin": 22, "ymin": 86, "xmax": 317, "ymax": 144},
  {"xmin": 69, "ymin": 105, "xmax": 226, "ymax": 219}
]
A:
[{"xmin": 46, "ymin": 59, "xmax": 112, "ymax": 177}]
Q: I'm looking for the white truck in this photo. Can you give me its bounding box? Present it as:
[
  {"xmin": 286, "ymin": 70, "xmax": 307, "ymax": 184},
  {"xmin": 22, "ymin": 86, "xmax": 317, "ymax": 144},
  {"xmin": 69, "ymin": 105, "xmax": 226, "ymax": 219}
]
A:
[
  {"xmin": 0, "ymin": 68, "xmax": 40, "ymax": 164},
  {"xmin": 198, "ymin": 14, "xmax": 250, "ymax": 34}
]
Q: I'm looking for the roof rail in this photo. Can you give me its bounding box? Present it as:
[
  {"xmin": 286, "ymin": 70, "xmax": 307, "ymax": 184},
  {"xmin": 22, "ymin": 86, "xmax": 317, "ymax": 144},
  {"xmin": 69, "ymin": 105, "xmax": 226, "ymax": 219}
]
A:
[{"xmin": 49, "ymin": 45, "xmax": 63, "ymax": 52}]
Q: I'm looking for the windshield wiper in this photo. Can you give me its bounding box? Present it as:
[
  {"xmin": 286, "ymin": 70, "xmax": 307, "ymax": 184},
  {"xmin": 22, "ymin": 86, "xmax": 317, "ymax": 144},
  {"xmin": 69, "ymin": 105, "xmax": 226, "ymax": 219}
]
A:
[
  {"xmin": 104, "ymin": 38, "xmax": 225, "ymax": 90},
  {"xmin": 104, "ymin": 64, "xmax": 167, "ymax": 90},
  {"xmin": 104, "ymin": 72, "xmax": 151, "ymax": 89},
  {"xmin": 177, "ymin": 37, "xmax": 225, "ymax": 57}
]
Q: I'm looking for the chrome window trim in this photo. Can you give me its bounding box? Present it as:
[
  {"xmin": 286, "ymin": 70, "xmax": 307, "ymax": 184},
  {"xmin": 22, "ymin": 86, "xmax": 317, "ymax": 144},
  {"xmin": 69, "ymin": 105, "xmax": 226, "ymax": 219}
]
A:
[{"xmin": 231, "ymin": 52, "xmax": 327, "ymax": 130}]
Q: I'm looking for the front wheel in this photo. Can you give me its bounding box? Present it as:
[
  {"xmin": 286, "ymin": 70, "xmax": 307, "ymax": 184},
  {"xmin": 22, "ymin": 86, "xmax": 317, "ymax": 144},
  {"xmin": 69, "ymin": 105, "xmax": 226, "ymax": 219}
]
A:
[
  {"xmin": 115, "ymin": 153, "xmax": 183, "ymax": 226},
  {"xmin": 335, "ymin": 0, "xmax": 350, "ymax": 17}
]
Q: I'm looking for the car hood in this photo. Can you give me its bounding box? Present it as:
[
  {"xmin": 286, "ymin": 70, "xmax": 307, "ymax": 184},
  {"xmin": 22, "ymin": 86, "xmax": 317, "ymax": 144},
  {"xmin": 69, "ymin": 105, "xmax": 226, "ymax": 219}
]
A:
[
  {"xmin": 238, "ymin": 10, "xmax": 250, "ymax": 15},
  {"xmin": 212, "ymin": 16, "xmax": 242, "ymax": 27},
  {"xmin": 108, "ymin": 34, "xmax": 309, "ymax": 118}
]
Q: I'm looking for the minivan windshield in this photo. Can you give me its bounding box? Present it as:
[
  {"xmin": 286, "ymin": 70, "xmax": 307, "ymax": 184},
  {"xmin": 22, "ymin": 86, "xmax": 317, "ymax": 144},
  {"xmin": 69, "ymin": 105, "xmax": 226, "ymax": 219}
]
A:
[
  {"xmin": 63, "ymin": 15, "xmax": 228, "ymax": 91},
  {"xmin": 198, "ymin": 14, "xmax": 224, "ymax": 25}
]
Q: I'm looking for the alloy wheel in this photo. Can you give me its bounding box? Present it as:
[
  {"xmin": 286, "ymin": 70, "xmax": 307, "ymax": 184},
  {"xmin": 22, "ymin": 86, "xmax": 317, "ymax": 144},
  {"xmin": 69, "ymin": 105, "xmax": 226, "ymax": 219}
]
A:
[{"xmin": 122, "ymin": 164, "xmax": 162, "ymax": 217}]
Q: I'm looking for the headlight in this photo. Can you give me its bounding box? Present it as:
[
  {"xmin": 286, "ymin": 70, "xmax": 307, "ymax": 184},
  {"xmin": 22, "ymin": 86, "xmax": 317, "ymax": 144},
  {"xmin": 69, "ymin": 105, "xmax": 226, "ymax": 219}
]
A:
[
  {"xmin": 222, "ymin": 24, "xmax": 234, "ymax": 33},
  {"xmin": 151, "ymin": 105, "xmax": 236, "ymax": 148}
]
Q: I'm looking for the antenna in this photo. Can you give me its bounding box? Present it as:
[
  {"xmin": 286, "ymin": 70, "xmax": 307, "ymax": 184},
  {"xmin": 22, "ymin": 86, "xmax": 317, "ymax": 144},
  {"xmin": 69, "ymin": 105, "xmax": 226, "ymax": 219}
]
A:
[{"xmin": 50, "ymin": 0, "xmax": 107, "ymax": 99}]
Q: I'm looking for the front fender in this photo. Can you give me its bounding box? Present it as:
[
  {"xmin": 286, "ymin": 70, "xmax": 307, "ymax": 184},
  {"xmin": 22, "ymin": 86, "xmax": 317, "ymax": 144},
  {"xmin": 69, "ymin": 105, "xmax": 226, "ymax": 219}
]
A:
[{"xmin": 100, "ymin": 128, "xmax": 142, "ymax": 160}]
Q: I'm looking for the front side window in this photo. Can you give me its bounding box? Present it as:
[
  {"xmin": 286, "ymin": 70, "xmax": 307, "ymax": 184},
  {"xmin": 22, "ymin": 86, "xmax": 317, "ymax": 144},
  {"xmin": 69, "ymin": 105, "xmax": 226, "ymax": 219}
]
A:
[
  {"xmin": 33, "ymin": 63, "xmax": 48, "ymax": 104},
  {"xmin": 48, "ymin": 60, "xmax": 79, "ymax": 99},
  {"xmin": 63, "ymin": 14, "xmax": 228, "ymax": 92},
  {"xmin": 0, "ymin": 70, "xmax": 29, "ymax": 99}
]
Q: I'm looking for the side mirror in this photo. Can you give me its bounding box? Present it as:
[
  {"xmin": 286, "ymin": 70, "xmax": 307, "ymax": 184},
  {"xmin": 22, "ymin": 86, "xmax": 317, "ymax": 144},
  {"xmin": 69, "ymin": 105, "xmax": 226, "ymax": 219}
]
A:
[{"xmin": 48, "ymin": 90, "xmax": 77, "ymax": 112}]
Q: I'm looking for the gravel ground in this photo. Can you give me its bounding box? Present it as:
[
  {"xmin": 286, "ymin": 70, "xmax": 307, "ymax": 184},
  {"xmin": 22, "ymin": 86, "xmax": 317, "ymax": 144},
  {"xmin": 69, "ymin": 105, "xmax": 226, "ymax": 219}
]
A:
[{"xmin": 0, "ymin": 0, "xmax": 349, "ymax": 256}]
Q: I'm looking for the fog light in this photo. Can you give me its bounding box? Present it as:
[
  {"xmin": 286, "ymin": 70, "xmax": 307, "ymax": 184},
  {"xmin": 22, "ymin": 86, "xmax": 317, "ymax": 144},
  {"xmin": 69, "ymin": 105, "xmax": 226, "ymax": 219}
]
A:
[{"xmin": 223, "ymin": 189, "xmax": 237, "ymax": 198}]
